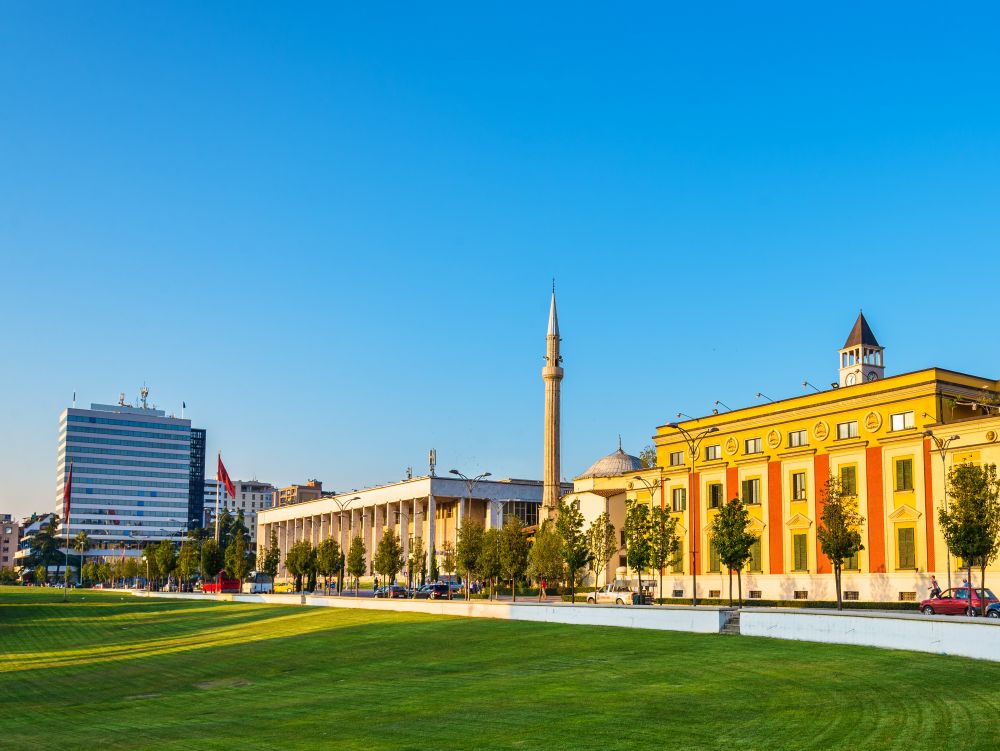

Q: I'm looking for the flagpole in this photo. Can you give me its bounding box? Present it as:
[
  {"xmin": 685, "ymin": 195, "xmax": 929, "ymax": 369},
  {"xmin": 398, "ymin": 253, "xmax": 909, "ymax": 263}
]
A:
[
  {"xmin": 215, "ymin": 452, "xmax": 221, "ymax": 543},
  {"xmin": 63, "ymin": 462, "xmax": 72, "ymax": 603}
]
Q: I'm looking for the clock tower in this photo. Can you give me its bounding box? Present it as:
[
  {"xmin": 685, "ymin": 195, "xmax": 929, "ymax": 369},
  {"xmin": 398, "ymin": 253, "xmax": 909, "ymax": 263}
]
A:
[{"xmin": 838, "ymin": 311, "xmax": 884, "ymax": 387}]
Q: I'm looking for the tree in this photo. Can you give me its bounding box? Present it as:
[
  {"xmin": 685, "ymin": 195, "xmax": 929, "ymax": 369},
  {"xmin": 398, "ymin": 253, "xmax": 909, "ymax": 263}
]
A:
[
  {"xmin": 710, "ymin": 498, "xmax": 757, "ymax": 607},
  {"xmin": 224, "ymin": 533, "xmax": 250, "ymax": 582},
  {"xmin": 428, "ymin": 543, "xmax": 439, "ymax": 583},
  {"xmin": 259, "ymin": 530, "xmax": 281, "ymax": 579},
  {"xmin": 72, "ymin": 531, "xmax": 90, "ymax": 585},
  {"xmin": 177, "ymin": 540, "xmax": 200, "ymax": 583},
  {"xmin": 440, "ymin": 540, "xmax": 457, "ymax": 596},
  {"xmin": 21, "ymin": 515, "xmax": 63, "ymax": 573},
  {"xmin": 407, "ymin": 536, "xmax": 427, "ymax": 590},
  {"xmin": 316, "ymin": 538, "xmax": 342, "ymax": 593},
  {"xmin": 649, "ymin": 506, "xmax": 681, "ymax": 605},
  {"xmin": 142, "ymin": 544, "xmax": 162, "ymax": 587},
  {"xmin": 456, "ymin": 520, "xmax": 484, "ymax": 600},
  {"xmin": 478, "ymin": 528, "xmax": 503, "ymax": 599},
  {"xmin": 373, "ymin": 528, "xmax": 404, "ymax": 588},
  {"xmin": 200, "ymin": 539, "xmax": 224, "ymax": 585},
  {"xmin": 940, "ymin": 463, "xmax": 1000, "ymax": 616},
  {"xmin": 500, "ymin": 516, "xmax": 530, "ymax": 602},
  {"xmin": 555, "ymin": 499, "xmax": 590, "ymax": 602},
  {"xmin": 346, "ymin": 535, "xmax": 366, "ymax": 595},
  {"xmin": 155, "ymin": 540, "xmax": 177, "ymax": 585},
  {"xmin": 639, "ymin": 445, "xmax": 657, "ymax": 469},
  {"xmin": 34, "ymin": 564, "xmax": 47, "ymax": 585},
  {"xmin": 623, "ymin": 500, "xmax": 652, "ymax": 593},
  {"xmin": 528, "ymin": 520, "xmax": 564, "ymax": 600},
  {"xmin": 816, "ymin": 476, "xmax": 866, "ymax": 610},
  {"xmin": 285, "ymin": 541, "xmax": 316, "ymax": 592},
  {"xmin": 586, "ymin": 512, "xmax": 618, "ymax": 594},
  {"xmin": 216, "ymin": 509, "xmax": 235, "ymax": 550}
]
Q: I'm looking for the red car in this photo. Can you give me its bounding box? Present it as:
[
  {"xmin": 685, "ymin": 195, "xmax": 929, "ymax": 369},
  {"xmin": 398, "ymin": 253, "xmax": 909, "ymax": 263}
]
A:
[{"xmin": 920, "ymin": 587, "xmax": 997, "ymax": 616}]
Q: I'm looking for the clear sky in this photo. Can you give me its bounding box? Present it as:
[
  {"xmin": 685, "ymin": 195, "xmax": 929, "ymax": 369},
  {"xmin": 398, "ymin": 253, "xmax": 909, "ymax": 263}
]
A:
[{"xmin": 2, "ymin": 4, "xmax": 999, "ymax": 518}]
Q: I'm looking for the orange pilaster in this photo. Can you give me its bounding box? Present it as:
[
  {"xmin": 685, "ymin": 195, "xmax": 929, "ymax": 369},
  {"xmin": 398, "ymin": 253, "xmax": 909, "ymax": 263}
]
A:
[
  {"xmin": 922, "ymin": 439, "xmax": 936, "ymax": 572},
  {"xmin": 726, "ymin": 466, "xmax": 739, "ymax": 501},
  {"xmin": 690, "ymin": 471, "xmax": 700, "ymax": 575},
  {"xmin": 767, "ymin": 461, "xmax": 783, "ymax": 574},
  {"xmin": 865, "ymin": 447, "xmax": 886, "ymax": 573},
  {"xmin": 814, "ymin": 453, "xmax": 831, "ymax": 573}
]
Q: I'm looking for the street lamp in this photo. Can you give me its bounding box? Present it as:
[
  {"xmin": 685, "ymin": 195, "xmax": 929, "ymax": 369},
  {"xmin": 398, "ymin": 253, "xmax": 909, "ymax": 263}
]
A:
[
  {"xmin": 666, "ymin": 422, "xmax": 720, "ymax": 606},
  {"xmin": 633, "ymin": 475, "xmax": 663, "ymax": 605},
  {"xmin": 332, "ymin": 496, "xmax": 360, "ymax": 595},
  {"xmin": 924, "ymin": 430, "xmax": 961, "ymax": 590},
  {"xmin": 449, "ymin": 469, "xmax": 491, "ymax": 598},
  {"xmin": 394, "ymin": 508, "xmax": 424, "ymax": 595}
]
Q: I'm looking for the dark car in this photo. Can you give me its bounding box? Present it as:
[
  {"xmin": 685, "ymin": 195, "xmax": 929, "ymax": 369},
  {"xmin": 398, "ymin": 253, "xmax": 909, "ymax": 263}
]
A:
[
  {"xmin": 414, "ymin": 583, "xmax": 450, "ymax": 600},
  {"xmin": 374, "ymin": 584, "xmax": 408, "ymax": 599},
  {"xmin": 920, "ymin": 587, "xmax": 997, "ymax": 616},
  {"xmin": 986, "ymin": 601, "xmax": 1000, "ymax": 619}
]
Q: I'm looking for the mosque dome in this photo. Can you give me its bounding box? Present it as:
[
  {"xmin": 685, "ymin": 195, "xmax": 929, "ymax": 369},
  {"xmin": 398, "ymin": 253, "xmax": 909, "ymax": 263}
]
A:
[{"xmin": 576, "ymin": 447, "xmax": 643, "ymax": 480}]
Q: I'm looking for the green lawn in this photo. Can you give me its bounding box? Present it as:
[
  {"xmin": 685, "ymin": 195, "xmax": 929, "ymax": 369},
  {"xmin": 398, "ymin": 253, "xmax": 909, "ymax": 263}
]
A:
[{"xmin": 2, "ymin": 588, "xmax": 998, "ymax": 750}]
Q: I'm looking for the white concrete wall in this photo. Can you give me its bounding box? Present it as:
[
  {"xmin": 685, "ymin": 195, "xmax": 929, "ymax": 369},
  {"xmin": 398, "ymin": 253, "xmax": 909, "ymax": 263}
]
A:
[{"xmin": 741, "ymin": 608, "xmax": 1000, "ymax": 662}]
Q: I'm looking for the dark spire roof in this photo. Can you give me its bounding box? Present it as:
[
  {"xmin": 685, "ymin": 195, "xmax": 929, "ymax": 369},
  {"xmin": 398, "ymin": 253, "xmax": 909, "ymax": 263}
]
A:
[{"xmin": 842, "ymin": 311, "xmax": 880, "ymax": 349}]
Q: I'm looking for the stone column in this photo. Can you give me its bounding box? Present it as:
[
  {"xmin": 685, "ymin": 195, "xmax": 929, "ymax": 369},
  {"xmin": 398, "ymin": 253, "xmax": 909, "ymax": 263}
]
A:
[{"xmin": 427, "ymin": 493, "xmax": 437, "ymax": 577}]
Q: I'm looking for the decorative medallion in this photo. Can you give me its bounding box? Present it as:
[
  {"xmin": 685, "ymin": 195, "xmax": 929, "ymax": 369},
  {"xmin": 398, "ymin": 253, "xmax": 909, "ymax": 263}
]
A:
[
  {"xmin": 725, "ymin": 437, "xmax": 739, "ymax": 456},
  {"xmin": 813, "ymin": 421, "xmax": 829, "ymax": 441},
  {"xmin": 987, "ymin": 430, "xmax": 997, "ymax": 443},
  {"xmin": 864, "ymin": 410, "xmax": 883, "ymax": 432},
  {"xmin": 766, "ymin": 429, "xmax": 781, "ymax": 449}
]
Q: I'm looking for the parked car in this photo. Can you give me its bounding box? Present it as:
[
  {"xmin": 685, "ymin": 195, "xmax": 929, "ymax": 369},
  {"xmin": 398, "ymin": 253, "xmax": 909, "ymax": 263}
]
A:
[
  {"xmin": 987, "ymin": 601, "xmax": 1000, "ymax": 619},
  {"xmin": 586, "ymin": 583, "xmax": 636, "ymax": 605},
  {"xmin": 273, "ymin": 581, "xmax": 296, "ymax": 593},
  {"xmin": 374, "ymin": 584, "xmax": 408, "ymax": 599},
  {"xmin": 920, "ymin": 587, "xmax": 998, "ymax": 616},
  {"xmin": 414, "ymin": 583, "xmax": 450, "ymax": 600}
]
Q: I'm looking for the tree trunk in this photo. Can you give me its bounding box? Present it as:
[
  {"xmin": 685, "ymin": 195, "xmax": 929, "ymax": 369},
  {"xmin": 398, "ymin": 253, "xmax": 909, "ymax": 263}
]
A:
[
  {"xmin": 981, "ymin": 563, "xmax": 988, "ymax": 617},
  {"xmin": 968, "ymin": 564, "xmax": 974, "ymax": 616},
  {"xmin": 835, "ymin": 566, "xmax": 842, "ymax": 611},
  {"xmin": 659, "ymin": 566, "xmax": 664, "ymax": 607},
  {"xmin": 728, "ymin": 568, "xmax": 733, "ymax": 607},
  {"xmin": 511, "ymin": 577, "xmax": 516, "ymax": 602},
  {"xmin": 737, "ymin": 569, "xmax": 743, "ymax": 608}
]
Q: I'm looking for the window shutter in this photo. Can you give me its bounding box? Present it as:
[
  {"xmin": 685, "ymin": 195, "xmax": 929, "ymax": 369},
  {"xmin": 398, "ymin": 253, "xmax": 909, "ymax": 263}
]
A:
[{"xmin": 895, "ymin": 461, "xmax": 903, "ymax": 490}]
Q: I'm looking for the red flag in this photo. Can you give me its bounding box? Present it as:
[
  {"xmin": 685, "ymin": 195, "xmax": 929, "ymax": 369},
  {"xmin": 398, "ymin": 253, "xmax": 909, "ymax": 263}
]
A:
[
  {"xmin": 217, "ymin": 454, "xmax": 236, "ymax": 500},
  {"xmin": 63, "ymin": 463, "xmax": 73, "ymax": 521}
]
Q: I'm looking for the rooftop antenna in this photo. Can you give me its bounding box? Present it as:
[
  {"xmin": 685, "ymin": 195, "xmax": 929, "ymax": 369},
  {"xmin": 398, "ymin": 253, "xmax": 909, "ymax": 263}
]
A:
[
  {"xmin": 406, "ymin": 466, "xmax": 413, "ymax": 480},
  {"xmin": 118, "ymin": 392, "xmax": 126, "ymax": 407},
  {"xmin": 72, "ymin": 391, "xmax": 76, "ymax": 408},
  {"xmin": 428, "ymin": 449, "xmax": 437, "ymax": 477},
  {"xmin": 140, "ymin": 385, "xmax": 149, "ymax": 409}
]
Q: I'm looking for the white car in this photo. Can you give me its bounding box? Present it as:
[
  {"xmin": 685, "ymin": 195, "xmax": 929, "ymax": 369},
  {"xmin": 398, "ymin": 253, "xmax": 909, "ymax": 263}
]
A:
[{"xmin": 586, "ymin": 583, "xmax": 636, "ymax": 605}]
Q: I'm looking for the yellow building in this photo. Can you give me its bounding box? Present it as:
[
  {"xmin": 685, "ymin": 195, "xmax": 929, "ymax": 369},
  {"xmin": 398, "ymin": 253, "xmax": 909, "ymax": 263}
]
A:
[{"xmin": 570, "ymin": 314, "xmax": 1000, "ymax": 603}]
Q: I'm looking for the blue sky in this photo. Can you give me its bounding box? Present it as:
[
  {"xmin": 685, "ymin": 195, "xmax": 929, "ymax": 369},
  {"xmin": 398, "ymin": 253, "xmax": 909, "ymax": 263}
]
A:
[{"xmin": 2, "ymin": 4, "xmax": 999, "ymax": 518}]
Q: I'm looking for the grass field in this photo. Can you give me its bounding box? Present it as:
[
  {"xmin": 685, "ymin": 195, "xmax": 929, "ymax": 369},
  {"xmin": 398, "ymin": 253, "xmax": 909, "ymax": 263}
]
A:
[{"xmin": 2, "ymin": 588, "xmax": 999, "ymax": 750}]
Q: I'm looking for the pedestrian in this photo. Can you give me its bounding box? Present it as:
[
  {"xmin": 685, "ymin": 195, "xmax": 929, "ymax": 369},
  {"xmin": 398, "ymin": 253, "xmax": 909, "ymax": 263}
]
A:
[
  {"xmin": 540, "ymin": 578, "xmax": 547, "ymax": 602},
  {"xmin": 929, "ymin": 575, "xmax": 941, "ymax": 599}
]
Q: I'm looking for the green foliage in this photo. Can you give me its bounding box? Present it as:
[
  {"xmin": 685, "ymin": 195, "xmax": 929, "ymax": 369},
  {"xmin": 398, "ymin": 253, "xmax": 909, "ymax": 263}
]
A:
[
  {"xmin": 224, "ymin": 533, "xmax": 249, "ymax": 581},
  {"xmin": 200, "ymin": 539, "xmax": 224, "ymax": 581},
  {"xmin": 373, "ymin": 528, "xmax": 404, "ymax": 584},
  {"xmin": 940, "ymin": 462, "xmax": 1000, "ymax": 615},
  {"xmin": 177, "ymin": 540, "xmax": 200, "ymax": 581},
  {"xmin": 555, "ymin": 499, "xmax": 590, "ymax": 599},
  {"xmin": 0, "ymin": 567, "xmax": 19, "ymax": 584},
  {"xmin": 285, "ymin": 541, "xmax": 317, "ymax": 592},
  {"xmin": 623, "ymin": 500, "xmax": 652, "ymax": 582},
  {"xmin": 639, "ymin": 445, "xmax": 657, "ymax": 469},
  {"xmin": 21, "ymin": 516, "xmax": 63, "ymax": 571},
  {"xmin": 428, "ymin": 543, "xmax": 439, "ymax": 582},
  {"xmin": 499, "ymin": 516, "xmax": 530, "ymax": 601},
  {"xmin": 259, "ymin": 530, "xmax": 281, "ymax": 579},
  {"xmin": 440, "ymin": 540, "xmax": 456, "ymax": 576},
  {"xmin": 586, "ymin": 512, "xmax": 618, "ymax": 590},
  {"xmin": 709, "ymin": 497, "xmax": 756, "ymax": 606},
  {"xmin": 456, "ymin": 519, "xmax": 484, "ymax": 595},
  {"xmin": 34, "ymin": 564, "xmax": 47, "ymax": 584},
  {"xmin": 407, "ymin": 536, "xmax": 427, "ymax": 585},
  {"xmin": 817, "ymin": 476, "xmax": 865, "ymax": 610},
  {"xmin": 216, "ymin": 509, "xmax": 235, "ymax": 550},
  {"xmin": 155, "ymin": 540, "xmax": 177, "ymax": 581},
  {"xmin": 528, "ymin": 520, "xmax": 564, "ymax": 586},
  {"xmin": 315, "ymin": 537, "xmax": 342, "ymax": 589},
  {"xmin": 478, "ymin": 528, "xmax": 503, "ymax": 596},
  {"xmin": 346, "ymin": 535, "xmax": 366, "ymax": 592}
]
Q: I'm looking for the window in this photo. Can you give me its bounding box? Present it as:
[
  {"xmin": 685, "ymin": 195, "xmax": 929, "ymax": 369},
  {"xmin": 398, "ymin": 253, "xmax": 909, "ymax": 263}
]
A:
[
  {"xmin": 836, "ymin": 421, "xmax": 858, "ymax": 440},
  {"xmin": 793, "ymin": 533, "xmax": 808, "ymax": 571},
  {"xmin": 793, "ymin": 590, "xmax": 809, "ymax": 600},
  {"xmin": 705, "ymin": 445, "xmax": 721, "ymax": 461},
  {"xmin": 844, "ymin": 590, "xmax": 860, "ymax": 601},
  {"xmin": 895, "ymin": 458, "xmax": 914, "ymax": 491},
  {"xmin": 749, "ymin": 590, "xmax": 762, "ymax": 599},
  {"xmin": 708, "ymin": 540, "xmax": 721, "ymax": 573},
  {"xmin": 840, "ymin": 465, "xmax": 858, "ymax": 496},
  {"xmin": 741, "ymin": 478, "xmax": 761, "ymax": 505},
  {"xmin": 898, "ymin": 591, "xmax": 916, "ymax": 602},
  {"xmin": 845, "ymin": 548, "xmax": 860, "ymax": 571},
  {"xmin": 788, "ymin": 430, "xmax": 808, "ymax": 448},
  {"xmin": 669, "ymin": 451, "xmax": 684, "ymax": 467},
  {"xmin": 748, "ymin": 538, "xmax": 762, "ymax": 572},
  {"xmin": 708, "ymin": 483, "xmax": 724, "ymax": 509},
  {"xmin": 745, "ymin": 437, "xmax": 762, "ymax": 454},
  {"xmin": 890, "ymin": 411, "xmax": 915, "ymax": 431},
  {"xmin": 618, "ymin": 554, "xmax": 627, "ymax": 568},
  {"xmin": 897, "ymin": 527, "xmax": 916, "ymax": 569},
  {"xmin": 792, "ymin": 472, "xmax": 807, "ymax": 501},
  {"xmin": 671, "ymin": 488, "xmax": 687, "ymax": 512},
  {"xmin": 672, "ymin": 540, "xmax": 684, "ymax": 573}
]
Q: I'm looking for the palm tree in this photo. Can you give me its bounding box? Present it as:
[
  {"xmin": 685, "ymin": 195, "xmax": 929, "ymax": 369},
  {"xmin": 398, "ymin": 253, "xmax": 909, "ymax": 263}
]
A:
[{"xmin": 73, "ymin": 531, "xmax": 90, "ymax": 585}]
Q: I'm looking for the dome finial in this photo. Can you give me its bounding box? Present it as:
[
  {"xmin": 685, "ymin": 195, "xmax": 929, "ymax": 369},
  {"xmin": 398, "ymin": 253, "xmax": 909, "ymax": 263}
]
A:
[{"xmin": 618, "ymin": 433, "xmax": 622, "ymax": 452}]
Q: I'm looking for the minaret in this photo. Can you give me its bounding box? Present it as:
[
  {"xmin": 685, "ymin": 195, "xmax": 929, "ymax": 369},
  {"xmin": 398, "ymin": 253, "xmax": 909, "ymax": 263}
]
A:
[{"xmin": 542, "ymin": 283, "xmax": 563, "ymax": 516}]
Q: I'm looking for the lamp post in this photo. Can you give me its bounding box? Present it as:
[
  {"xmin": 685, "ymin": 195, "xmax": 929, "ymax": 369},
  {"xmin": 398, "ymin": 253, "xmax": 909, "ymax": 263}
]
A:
[
  {"xmin": 449, "ymin": 469, "xmax": 491, "ymax": 597},
  {"xmin": 394, "ymin": 508, "xmax": 423, "ymax": 596},
  {"xmin": 666, "ymin": 422, "xmax": 719, "ymax": 606},
  {"xmin": 923, "ymin": 431, "xmax": 960, "ymax": 590},
  {"xmin": 633, "ymin": 474, "xmax": 663, "ymax": 605},
  {"xmin": 332, "ymin": 496, "xmax": 360, "ymax": 595}
]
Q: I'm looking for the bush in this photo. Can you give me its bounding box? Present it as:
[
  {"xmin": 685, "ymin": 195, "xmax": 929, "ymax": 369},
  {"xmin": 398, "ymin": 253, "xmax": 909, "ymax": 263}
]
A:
[{"xmin": 652, "ymin": 597, "xmax": 917, "ymax": 611}]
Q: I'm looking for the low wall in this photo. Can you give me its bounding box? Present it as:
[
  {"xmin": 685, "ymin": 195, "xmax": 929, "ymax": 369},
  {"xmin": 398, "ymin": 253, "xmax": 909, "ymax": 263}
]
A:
[
  {"xmin": 138, "ymin": 591, "xmax": 726, "ymax": 634},
  {"xmin": 740, "ymin": 608, "xmax": 1000, "ymax": 662}
]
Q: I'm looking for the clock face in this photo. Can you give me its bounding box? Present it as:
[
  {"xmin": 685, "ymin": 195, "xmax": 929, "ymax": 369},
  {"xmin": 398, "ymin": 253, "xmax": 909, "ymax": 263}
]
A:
[
  {"xmin": 866, "ymin": 371, "xmax": 878, "ymax": 382},
  {"xmin": 846, "ymin": 373, "xmax": 857, "ymax": 386}
]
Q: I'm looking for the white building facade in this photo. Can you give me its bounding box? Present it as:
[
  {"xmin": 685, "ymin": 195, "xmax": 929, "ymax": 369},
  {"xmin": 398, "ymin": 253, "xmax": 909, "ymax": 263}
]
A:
[{"xmin": 204, "ymin": 479, "xmax": 275, "ymax": 546}]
